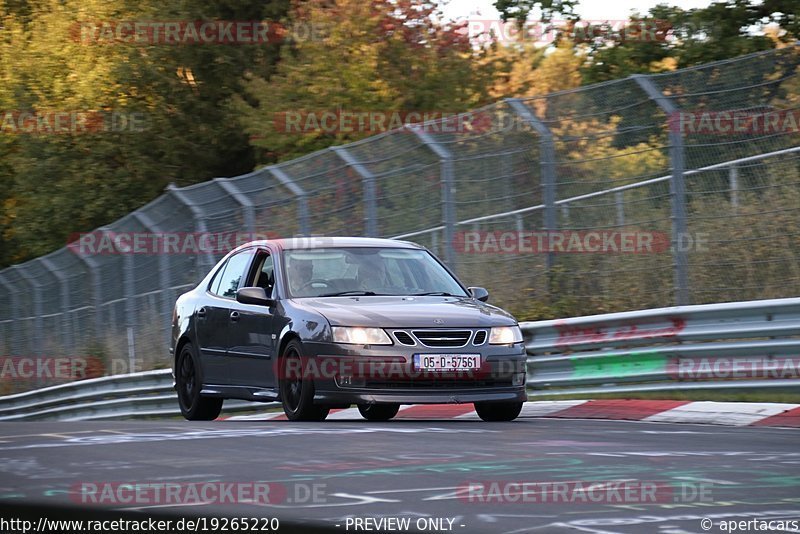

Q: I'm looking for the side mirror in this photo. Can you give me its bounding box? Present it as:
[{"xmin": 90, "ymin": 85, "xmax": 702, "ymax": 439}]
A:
[
  {"xmin": 468, "ymin": 286, "xmax": 489, "ymax": 302},
  {"xmin": 236, "ymin": 287, "xmax": 276, "ymax": 307}
]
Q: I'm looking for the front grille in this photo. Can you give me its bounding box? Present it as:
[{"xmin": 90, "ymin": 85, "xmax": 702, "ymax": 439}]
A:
[
  {"xmin": 393, "ymin": 331, "xmax": 416, "ymax": 346},
  {"xmin": 412, "ymin": 330, "xmax": 471, "ymax": 348},
  {"xmin": 473, "ymin": 330, "xmax": 487, "ymax": 345}
]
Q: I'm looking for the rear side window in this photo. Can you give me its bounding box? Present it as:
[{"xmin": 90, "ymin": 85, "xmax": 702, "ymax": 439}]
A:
[{"xmin": 210, "ymin": 251, "xmax": 252, "ymax": 299}]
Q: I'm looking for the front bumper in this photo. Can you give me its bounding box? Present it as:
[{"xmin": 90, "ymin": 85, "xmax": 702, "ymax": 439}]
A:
[
  {"xmin": 299, "ymin": 340, "xmax": 528, "ymax": 405},
  {"xmin": 314, "ymin": 389, "xmax": 526, "ymax": 405}
]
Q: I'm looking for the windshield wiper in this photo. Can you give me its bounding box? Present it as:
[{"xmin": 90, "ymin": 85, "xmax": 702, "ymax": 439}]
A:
[
  {"xmin": 319, "ymin": 291, "xmax": 379, "ymax": 297},
  {"xmin": 411, "ymin": 291, "xmax": 461, "ymax": 297}
]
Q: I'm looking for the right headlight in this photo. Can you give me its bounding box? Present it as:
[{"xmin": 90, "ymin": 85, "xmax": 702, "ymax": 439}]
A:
[
  {"xmin": 488, "ymin": 325, "xmax": 523, "ymax": 345},
  {"xmin": 332, "ymin": 326, "xmax": 393, "ymax": 345}
]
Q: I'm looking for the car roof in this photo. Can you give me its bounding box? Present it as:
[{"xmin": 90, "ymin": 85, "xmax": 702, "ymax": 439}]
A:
[{"xmin": 241, "ymin": 236, "xmax": 423, "ymax": 252}]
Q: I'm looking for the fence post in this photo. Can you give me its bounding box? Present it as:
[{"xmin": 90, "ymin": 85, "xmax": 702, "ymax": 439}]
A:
[
  {"xmin": 0, "ymin": 272, "xmax": 18, "ymax": 355},
  {"xmin": 499, "ymin": 156, "xmax": 524, "ymax": 230},
  {"xmin": 615, "ymin": 191, "xmax": 625, "ymax": 226},
  {"xmin": 506, "ymin": 98, "xmax": 557, "ymax": 280},
  {"xmin": 122, "ymin": 237, "xmax": 137, "ymax": 373},
  {"xmin": 88, "ymin": 227, "xmax": 136, "ymax": 371},
  {"xmin": 116, "ymin": 230, "xmax": 137, "ymax": 365},
  {"xmin": 632, "ymin": 74, "xmax": 690, "ymax": 306},
  {"xmin": 39, "ymin": 257, "xmax": 72, "ymax": 352},
  {"xmin": 331, "ymin": 146, "xmax": 378, "ymax": 237},
  {"xmin": 268, "ymin": 167, "xmax": 310, "ymax": 236},
  {"xmin": 214, "ymin": 177, "xmax": 256, "ymax": 235},
  {"xmin": 167, "ymin": 184, "xmax": 217, "ymax": 275},
  {"xmin": 12, "ymin": 265, "xmax": 43, "ymax": 355},
  {"xmin": 73, "ymin": 252, "xmax": 103, "ymax": 348},
  {"xmin": 729, "ymin": 164, "xmax": 739, "ymax": 211},
  {"xmin": 132, "ymin": 211, "xmax": 173, "ymax": 349},
  {"xmin": 408, "ymin": 125, "xmax": 457, "ymax": 272}
]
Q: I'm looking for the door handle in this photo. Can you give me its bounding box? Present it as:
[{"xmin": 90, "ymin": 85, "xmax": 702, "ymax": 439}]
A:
[
  {"xmin": 230, "ymin": 311, "xmax": 240, "ymax": 322},
  {"xmin": 197, "ymin": 307, "xmax": 207, "ymax": 318}
]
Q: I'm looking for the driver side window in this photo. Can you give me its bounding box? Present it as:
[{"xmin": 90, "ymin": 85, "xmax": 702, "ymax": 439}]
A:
[
  {"xmin": 249, "ymin": 252, "xmax": 275, "ymax": 297},
  {"xmin": 210, "ymin": 251, "xmax": 252, "ymax": 299}
]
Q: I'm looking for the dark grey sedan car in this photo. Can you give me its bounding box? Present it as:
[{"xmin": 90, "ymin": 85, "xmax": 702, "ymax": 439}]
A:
[{"xmin": 170, "ymin": 237, "xmax": 527, "ymax": 422}]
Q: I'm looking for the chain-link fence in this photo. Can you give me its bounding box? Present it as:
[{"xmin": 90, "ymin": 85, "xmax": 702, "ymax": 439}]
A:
[{"xmin": 1, "ymin": 46, "xmax": 798, "ymax": 384}]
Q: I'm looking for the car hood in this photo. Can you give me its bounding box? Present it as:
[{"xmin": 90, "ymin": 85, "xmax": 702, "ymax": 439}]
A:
[{"xmin": 291, "ymin": 296, "xmax": 517, "ymax": 328}]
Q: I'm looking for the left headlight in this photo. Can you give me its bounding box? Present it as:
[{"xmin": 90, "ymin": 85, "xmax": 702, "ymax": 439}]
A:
[
  {"xmin": 332, "ymin": 326, "xmax": 393, "ymax": 345},
  {"xmin": 489, "ymin": 325, "xmax": 523, "ymax": 345}
]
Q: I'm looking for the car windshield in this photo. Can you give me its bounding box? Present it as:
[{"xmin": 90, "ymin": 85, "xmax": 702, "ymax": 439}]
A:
[{"xmin": 283, "ymin": 247, "xmax": 469, "ymax": 298}]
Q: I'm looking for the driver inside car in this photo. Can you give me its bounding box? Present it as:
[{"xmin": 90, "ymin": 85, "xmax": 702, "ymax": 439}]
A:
[{"xmin": 287, "ymin": 258, "xmax": 314, "ymax": 295}]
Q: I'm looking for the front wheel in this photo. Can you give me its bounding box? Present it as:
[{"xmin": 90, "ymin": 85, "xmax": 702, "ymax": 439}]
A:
[
  {"xmin": 358, "ymin": 403, "xmax": 400, "ymax": 422},
  {"xmin": 474, "ymin": 401, "xmax": 523, "ymax": 422},
  {"xmin": 278, "ymin": 340, "xmax": 330, "ymax": 421},
  {"xmin": 176, "ymin": 342, "xmax": 223, "ymax": 421}
]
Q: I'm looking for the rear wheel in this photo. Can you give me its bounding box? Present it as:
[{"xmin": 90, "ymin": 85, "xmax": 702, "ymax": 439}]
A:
[
  {"xmin": 278, "ymin": 339, "xmax": 330, "ymax": 421},
  {"xmin": 474, "ymin": 401, "xmax": 522, "ymax": 422},
  {"xmin": 176, "ymin": 343, "xmax": 223, "ymax": 421},
  {"xmin": 358, "ymin": 403, "xmax": 400, "ymax": 422}
]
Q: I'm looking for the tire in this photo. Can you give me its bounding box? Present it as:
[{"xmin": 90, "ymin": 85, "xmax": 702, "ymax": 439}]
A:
[
  {"xmin": 278, "ymin": 339, "xmax": 330, "ymax": 421},
  {"xmin": 474, "ymin": 401, "xmax": 523, "ymax": 422},
  {"xmin": 358, "ymin": 403, "xmax": 400, "ymax": 422},
  {"xmin": 176, "ymin": 342, "xmax": 223, "ymax": 421}
]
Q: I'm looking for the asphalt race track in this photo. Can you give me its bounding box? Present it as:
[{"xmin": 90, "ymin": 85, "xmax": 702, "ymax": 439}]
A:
[{"xmin": 0, "ymin": 416, "xmax": 798, "ymax": 534}]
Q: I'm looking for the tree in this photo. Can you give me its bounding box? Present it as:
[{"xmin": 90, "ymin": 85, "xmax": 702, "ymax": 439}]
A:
[
  {"xmin": 529, "ymin": 41, "xmax": 583, "ymax": 96},
  {"xmin": 581, "ymin": 0, "xmax": 798, "ymax": 83},
  {"xmin": 0, "ymin": 0, "xmax": 289, "ymax": 265},
  {"xmin": 494, "ymin": 0, "xmax": 578, "ymax": 23},
  {"xmin": 235, "ymin": 0, "xmax": 487, "ymax": 162},
  {"xmin": 475, "ymin": 41, "xmax": 547, "ymax": 99}
]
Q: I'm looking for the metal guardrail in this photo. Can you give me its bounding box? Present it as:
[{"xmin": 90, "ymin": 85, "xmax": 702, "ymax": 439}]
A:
[
  {"xmin": 521, "ymin": 297, "xmax": 800, "ymax": 398},
  {"xmin": 0, "ymin": 297, "xmax": 798, "ymax": 420},
  {"xmin": 0, "ymin": 369, "xmax": 277, "ymax": 421}
]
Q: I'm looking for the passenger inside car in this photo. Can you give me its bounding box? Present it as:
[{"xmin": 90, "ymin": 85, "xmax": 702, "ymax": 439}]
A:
[{"xmin": 356, "ymin": 258, "xmax": 388, "ymax": 290}]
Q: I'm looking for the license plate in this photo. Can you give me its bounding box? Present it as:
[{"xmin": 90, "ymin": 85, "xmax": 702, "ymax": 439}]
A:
[{"xmin": 413, "ymin": 354, "xmax": 481, "ymax": 371}]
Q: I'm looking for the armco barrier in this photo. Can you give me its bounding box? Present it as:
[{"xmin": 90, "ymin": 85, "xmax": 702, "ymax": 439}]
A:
[
  {"xmin": 0, "ymin": 369, "xmax": 277, "ymax": 421},
  {"xmin": 522, "ymin": 297, "xmax": 800, "ymax": 397},
  {"xmin": 1, "ymin": 297, "xmax": 798, "ymax": 420}
]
